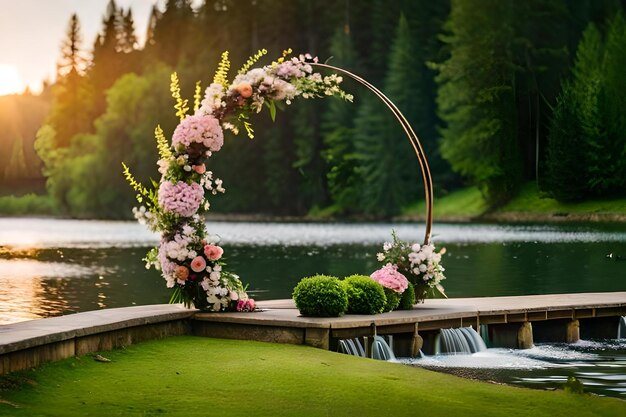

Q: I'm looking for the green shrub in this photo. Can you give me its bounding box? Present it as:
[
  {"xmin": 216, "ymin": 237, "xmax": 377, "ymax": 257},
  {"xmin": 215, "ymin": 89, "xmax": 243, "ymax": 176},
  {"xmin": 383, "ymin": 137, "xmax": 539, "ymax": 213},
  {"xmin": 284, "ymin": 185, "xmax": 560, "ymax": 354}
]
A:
[
  {"xmin": 292, "ymin": 275, "xmax": 347, "ymax": 317},
  {"xmin": 398, "ymin": 282, "xmax": 416, "ymax": 310},
  {"xmin": 382, "ymin": 288, "xmax": 401, "ymax": 312},
  {"xmin": 342, "ymin": 275, "xmax": 386, "ymax": 315}
]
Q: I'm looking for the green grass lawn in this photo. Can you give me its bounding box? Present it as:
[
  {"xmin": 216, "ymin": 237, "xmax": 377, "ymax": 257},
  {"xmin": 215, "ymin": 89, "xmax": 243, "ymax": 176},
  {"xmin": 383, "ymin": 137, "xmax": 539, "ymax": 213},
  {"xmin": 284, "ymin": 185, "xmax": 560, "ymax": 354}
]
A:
[
  {"xmin": 404, "ymin": 183, "xmax": 626, "ymax": 221},
  {"xmin": 1, "ymin": 336, "xmax": 624, "ymax": 417}
]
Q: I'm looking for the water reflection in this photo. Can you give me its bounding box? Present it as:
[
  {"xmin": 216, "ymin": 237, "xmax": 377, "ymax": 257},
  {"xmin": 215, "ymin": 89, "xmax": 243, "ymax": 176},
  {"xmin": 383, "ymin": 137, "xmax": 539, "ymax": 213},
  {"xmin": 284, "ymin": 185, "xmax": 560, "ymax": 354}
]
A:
[{"xmin": 0, "ymin": 219, "xmax": 625, "ymax": 324}]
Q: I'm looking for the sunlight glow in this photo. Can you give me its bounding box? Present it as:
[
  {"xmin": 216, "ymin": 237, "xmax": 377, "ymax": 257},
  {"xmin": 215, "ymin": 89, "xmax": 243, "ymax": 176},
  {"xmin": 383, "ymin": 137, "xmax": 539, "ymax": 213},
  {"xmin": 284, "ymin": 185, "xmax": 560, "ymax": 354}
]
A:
[{"xmin": 0, "ymin": 64, "xmax": 24, "ymax": 95}]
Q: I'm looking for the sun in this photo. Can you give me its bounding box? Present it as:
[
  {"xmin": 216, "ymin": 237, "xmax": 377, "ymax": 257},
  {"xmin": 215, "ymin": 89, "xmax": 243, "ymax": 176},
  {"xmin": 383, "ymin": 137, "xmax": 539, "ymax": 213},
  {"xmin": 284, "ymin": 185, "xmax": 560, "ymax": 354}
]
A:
[{"xmin": 0, "ymin": 64, "xmax": 24, "ymax": 95}]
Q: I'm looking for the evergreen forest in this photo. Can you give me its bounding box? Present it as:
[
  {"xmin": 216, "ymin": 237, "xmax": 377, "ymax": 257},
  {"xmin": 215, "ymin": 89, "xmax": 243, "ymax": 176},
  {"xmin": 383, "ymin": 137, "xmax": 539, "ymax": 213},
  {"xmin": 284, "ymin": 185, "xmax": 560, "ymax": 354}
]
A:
[{"xmin": 2, "ymin": 0, "xmax": 626, "ymax": 219}]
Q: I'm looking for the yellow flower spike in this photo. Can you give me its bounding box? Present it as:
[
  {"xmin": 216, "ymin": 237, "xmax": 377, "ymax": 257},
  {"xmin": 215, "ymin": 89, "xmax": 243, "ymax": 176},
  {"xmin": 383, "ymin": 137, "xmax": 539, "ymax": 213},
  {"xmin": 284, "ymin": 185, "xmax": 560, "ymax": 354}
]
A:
[
  {"xmin": 194, "ymin": 81, "xmax": 202, "ymax": 112},
  {"xmin": 154, "ymin": 125, "xmax": 172, "ymax": 160},
  {"xmin": 276, "ymin": 48, "xmax": 293, "ymax": 64},
  {"xmin": 170, "ymin": 72, "xmax": 189, "ymax": 121},
  {"xmin": 122, "ymin": 162, "xmax": 149, "ymax": 199},
  {"xmin": 238, "ymin": 49, "xmax": 268, "ymax": 75},
  {"xmin": 213, "ymin": 51, "xmax": 231, "ymax": 89}
]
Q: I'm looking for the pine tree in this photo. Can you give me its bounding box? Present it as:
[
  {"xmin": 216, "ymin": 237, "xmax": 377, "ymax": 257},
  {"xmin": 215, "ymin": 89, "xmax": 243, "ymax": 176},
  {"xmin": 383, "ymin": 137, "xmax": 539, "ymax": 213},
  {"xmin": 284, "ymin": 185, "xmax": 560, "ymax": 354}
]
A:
[
  {"xmin": 46, "ymin": 14, "xmax": 92, "ymax": 148},
  {"xmin": 353, "ymin": 15, "xmax": 424, "ymax": 216},
  {"xmin": 321, "ymin": 24, "xmax": 361, "ymax": 213},
  {"xmin": 590, "ymin": 11, "xmax": 626, "ymax": 195},
  {"xmin": 149, "ymin": 0, "xmax": 194, "ymax": 67},
  {"xmin": 118, "ymin": 9, "xmax": 138, "ymax": 54},
  {"xmin": 56, "ymin": 13, "xmax": 87, "ymax": 79},
  {"xmin": 435, "ymin": 0, "xmax": 521, "ymax": 205},
  {"xmin": 545, "ymin": 13, "xmax": 626, "ymax": 200},
  {"xmin": 513, "ymin": 0, "xmax": 571, "ymax": 184}
]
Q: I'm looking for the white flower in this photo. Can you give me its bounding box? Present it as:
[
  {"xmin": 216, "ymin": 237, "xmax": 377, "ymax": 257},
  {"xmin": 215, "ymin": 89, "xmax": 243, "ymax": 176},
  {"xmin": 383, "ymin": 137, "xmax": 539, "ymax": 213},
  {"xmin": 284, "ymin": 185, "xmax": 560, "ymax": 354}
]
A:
[
  {"xmin": 383, "ymin": 242, "xmax": 392, "ymax": 252},
  {"xmin": 376, "ymin": 252, "xmax": 385, "ymax": 262},
  {"xmin": 411, "ymin": 243, "xmax": 421, "ymax": 252}
]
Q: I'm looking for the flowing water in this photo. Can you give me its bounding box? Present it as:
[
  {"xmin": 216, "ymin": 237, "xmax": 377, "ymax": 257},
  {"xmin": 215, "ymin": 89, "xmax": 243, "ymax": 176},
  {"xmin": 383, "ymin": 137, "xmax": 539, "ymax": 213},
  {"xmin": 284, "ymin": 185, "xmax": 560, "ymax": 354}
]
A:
[{"xmin": 1, "ymin": 218, "xmax": 625, "ymax": 396}]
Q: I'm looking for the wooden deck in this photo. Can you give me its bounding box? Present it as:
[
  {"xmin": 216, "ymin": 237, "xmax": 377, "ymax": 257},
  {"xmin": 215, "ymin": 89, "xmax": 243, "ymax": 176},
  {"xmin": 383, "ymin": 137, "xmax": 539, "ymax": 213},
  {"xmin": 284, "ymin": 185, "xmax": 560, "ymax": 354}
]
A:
[
  {"xmin": 2, "ymin": 292, "xmax": 625, "ymax": 373},
  {"xmin": 193, "ymin": 292, "xmax": 626, "ymax": 353}
]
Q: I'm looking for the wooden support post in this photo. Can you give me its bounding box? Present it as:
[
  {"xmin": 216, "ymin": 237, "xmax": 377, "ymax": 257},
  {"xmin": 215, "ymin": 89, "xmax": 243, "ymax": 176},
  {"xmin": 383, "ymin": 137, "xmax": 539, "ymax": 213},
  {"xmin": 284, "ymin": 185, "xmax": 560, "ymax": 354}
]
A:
[
  {"xmin": 566, "ymin": 319, "xmax": 580, "ymax": 343},
  {"xmin": 517, "ymin": 322, "xmax": 533, "ymax": 349},
  {"xmin": 411, "ymin": 324, "xmax": 423, "ymax": 357},
  {"xmin": 490, "ymin": 322, "xmax": 533, "ymax": 349}
]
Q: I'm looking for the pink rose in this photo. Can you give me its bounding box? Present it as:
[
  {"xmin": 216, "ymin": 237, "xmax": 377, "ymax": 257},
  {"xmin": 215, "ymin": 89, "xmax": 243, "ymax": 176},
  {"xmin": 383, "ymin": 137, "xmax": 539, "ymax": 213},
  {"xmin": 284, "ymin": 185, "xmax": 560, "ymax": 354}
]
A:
[
  {"xmin": 236, "ymin": 299, "xmax": 256, "ymax": 312},
  {"xmin": 190, "ymin": 256, "xmax": 207, "ymax": 273},
  {"xmin": 193, "ymin": 164, "xmax": 206, "ymax": 174},
  {"xmin": 237, "ymin": 83, "xmax": 253, "ymax": 98},
  {"xmin": 204, "ymin": 245, "xmax": 224, "ymax": 261},
  {"xmin": 175, "ymin": 265, "xmax": 189, "ymax": 281}
]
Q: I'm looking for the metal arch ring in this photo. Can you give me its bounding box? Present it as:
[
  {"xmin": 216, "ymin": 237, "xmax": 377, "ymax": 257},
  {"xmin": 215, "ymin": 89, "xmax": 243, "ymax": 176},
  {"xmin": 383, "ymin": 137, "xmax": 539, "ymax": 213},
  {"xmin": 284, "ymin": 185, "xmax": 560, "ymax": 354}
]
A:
[{"xmin": 310, "ymin": 63, "xmax": 434, "ymax": 245}]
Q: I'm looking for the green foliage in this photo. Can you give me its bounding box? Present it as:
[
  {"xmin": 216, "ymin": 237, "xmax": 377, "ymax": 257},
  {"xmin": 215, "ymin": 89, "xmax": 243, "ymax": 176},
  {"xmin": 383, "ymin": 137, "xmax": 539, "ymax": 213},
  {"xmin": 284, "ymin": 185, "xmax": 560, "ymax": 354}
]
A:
[
  {"xmin": 0, "ymin": 193, "xmax": 57, "ymax": 216},
  {"xmin": 436, "ymin": 0, "xmax": 522, "ymax": 205},
  {"xmin": 382, "ymin": 287, "xmax": 401, "ymax": 312},
  {"xmin": 398, "ymin": 282, "xmax": 416, "ymax": 310},
  {"xmin": 564, "ymin": 376, "xmax": 585, "ymax": 394},
  {"xmin": 342, "ymin": 275, "xmax": 387, "ymax": 315},
  {"xmin": 545, "ymin": 13, "xmax": 626, "ymax": 200},
  {"xmin": 292, "ymin": 274, "xmax": 347, "ymax": 317},
  {"xmin": 17, "ymin": 0, "xmax": 626, "ymax": 219},
  {"xmin": 321, "ymin": 26, "xmax": 361, "ymax": 214},
  {"xmin": 353, "ymin": 15, "xmax": 425, "ymax": 216}
]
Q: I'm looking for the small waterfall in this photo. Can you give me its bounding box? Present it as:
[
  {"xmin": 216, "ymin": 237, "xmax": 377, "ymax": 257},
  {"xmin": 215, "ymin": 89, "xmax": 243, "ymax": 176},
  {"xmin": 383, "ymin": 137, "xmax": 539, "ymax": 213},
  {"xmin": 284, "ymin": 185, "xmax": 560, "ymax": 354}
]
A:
[
  {"xmin": 435, "ymin": 326, "xmax": 487, "ymax": 355},
  {"xmin": 370, "ymin": 335, "xmax": 396, "ymax": 361},
  {"xmin": 479, "ymin": 324, "xmax": 491, "ymax": 348},
  {"xmin": 618, "ymin": 316, "xmax": 626, "ymax": 339},
  {"xmin": 337, "ymin": 335, "xmax": 395, "ymax": 360},
  {"xmin": 338, "ymin": 338, "xmax": 366, "ymax": 357}
]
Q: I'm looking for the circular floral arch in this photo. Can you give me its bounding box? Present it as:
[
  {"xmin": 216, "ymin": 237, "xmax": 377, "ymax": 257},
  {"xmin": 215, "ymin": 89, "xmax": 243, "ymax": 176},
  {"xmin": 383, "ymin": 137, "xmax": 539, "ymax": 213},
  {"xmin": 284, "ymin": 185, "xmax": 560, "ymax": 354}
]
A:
[{"xmin": 124, "ymin": 50, "xmax": 435, "ymax": 311}]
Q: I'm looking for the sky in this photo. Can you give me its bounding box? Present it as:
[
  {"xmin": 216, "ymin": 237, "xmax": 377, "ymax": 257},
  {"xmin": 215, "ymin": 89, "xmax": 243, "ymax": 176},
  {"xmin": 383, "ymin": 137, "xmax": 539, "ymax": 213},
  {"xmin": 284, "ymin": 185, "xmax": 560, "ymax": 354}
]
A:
[{"xmin": 0, "ymin": 0, "xmax": 196, "ymax": 94}]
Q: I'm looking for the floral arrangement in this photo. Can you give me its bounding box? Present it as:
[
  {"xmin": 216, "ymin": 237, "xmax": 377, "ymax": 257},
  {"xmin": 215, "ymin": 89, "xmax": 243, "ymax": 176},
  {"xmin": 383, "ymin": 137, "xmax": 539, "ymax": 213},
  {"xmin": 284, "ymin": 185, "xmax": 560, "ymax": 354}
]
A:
[
  {"xmin": 124, "ymin": 49, "xmax": 352, "ymax": 311},
  {"xmin": 370, "ymin": 264, "xmax": 409, "ymax": 294},
  {"xmin": 374, "ymin": 231, "xmax": 446, "ymax": 301}
]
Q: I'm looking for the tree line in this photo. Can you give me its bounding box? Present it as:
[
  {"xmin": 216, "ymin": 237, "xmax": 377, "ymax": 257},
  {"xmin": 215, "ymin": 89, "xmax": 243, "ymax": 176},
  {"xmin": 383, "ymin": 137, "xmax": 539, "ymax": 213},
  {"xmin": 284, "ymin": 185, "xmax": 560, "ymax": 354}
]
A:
[{"xmin": 6, "ymin": 0, "xmax": 625, "ymax": 218}]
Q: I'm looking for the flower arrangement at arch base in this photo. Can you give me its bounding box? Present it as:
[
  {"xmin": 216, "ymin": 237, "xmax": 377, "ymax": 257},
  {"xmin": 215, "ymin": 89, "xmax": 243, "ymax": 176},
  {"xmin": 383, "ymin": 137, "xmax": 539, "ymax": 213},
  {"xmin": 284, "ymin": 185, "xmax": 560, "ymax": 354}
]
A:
[
  {"xmin": 374, "ymin": 231, "xmax": 447, "ymax": 303},
  {"xmin": 124, "ymin": 49, "xmax": 352, "ymax": 311}
]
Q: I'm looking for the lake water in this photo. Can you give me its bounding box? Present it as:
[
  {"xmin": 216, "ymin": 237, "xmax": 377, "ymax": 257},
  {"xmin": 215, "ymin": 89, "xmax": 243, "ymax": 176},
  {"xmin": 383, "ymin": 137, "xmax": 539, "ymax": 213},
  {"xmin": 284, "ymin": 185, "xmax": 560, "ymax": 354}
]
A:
[
  {"xmin": 1, "ymin": 218, "xmax": 625, "ymax": 397},
  {"xmin": 1, "ymin": 218, "xmax": 624, "ymax": 324}
]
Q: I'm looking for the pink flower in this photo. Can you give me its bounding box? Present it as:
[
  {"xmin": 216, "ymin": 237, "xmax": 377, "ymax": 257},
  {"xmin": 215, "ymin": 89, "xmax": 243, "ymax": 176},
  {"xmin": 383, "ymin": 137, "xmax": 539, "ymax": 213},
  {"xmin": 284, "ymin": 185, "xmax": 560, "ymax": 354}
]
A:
[
  {"xmin": 193, "ymin": 164, "xmax": 206, "ymax": 174},
  {"xmin": 236, "ymin": 83, "xmax": 253, "ymax": 98},
  {"xmin": 158, "ymin": 181, "xmax": 204, "ymax": 217},
  {"xmin": 236, "ymin": 299, "xmax": 256, "ymax": 312},
  {"xmin": 190, "ymin": 256, "xmax": 207, "ymax": 273},
  {"xmin": 203, "ymin": 245, "xmax": 224, "ymax": 261},
  {"xmin": 172, "ymin": 114, "xmax": 224, "ymax": 152},
  {"xmin": 371, "ymin": 264, "xmax": 409, "ymax": 293},
  {"xmin": 175, "ymin": 265, "xmax": 189, "ymax": 281}
]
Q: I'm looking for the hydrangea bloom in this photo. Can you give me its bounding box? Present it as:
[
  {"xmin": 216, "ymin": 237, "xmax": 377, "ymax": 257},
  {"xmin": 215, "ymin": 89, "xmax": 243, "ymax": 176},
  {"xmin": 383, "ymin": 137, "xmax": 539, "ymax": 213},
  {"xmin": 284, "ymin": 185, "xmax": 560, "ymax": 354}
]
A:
[
  {"xmin": 371, "ymin": 263, "xmax": 409, "ymax": 293},
  {"xmin": 172, "ymin": 114, "xmax": 224, "ymax": 152},
  {"xmin": 158, "ymin": 180, "xmax": 204, "ymax": 217}
]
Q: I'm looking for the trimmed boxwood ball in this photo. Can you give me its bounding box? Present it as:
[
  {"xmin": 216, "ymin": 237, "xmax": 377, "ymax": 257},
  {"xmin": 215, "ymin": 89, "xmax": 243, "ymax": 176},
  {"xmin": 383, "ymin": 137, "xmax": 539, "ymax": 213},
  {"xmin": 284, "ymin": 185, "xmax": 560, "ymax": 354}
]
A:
[
  {"xmin": 398, "ymin": 282, "xmax": 416, "ymax": 310},
  {"xmin": 292, "ymin": 275, "xmax": 348, "ymax": 317},
  {"xmin": 342, "ymin": 275, "xmax": 386, "ymax": 315},
  {"xmin": 382, "ymin": 288, "xmax": 401, "ymax": 312}
]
